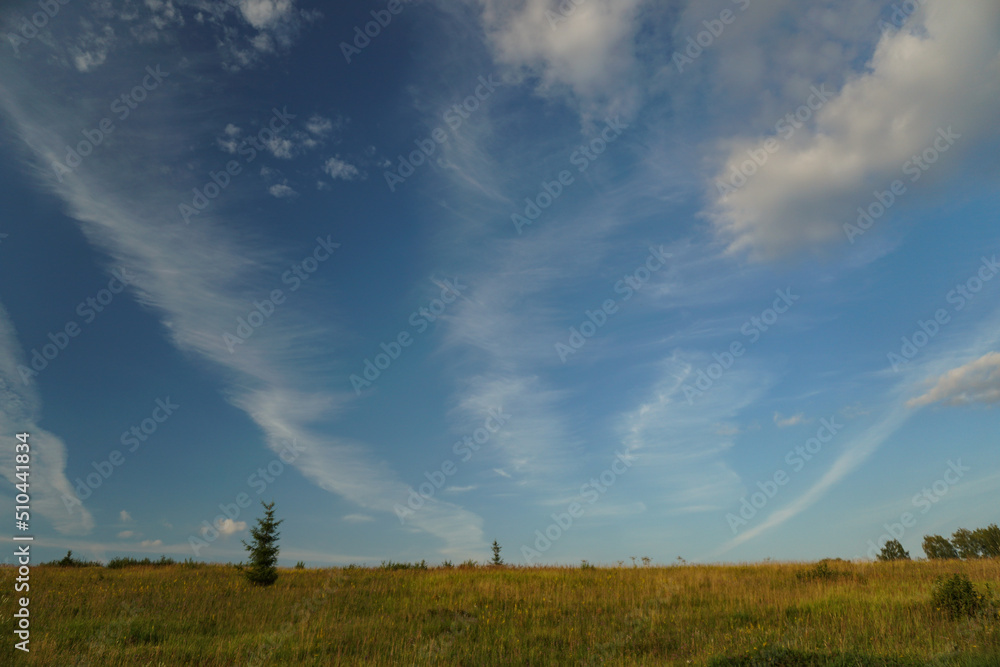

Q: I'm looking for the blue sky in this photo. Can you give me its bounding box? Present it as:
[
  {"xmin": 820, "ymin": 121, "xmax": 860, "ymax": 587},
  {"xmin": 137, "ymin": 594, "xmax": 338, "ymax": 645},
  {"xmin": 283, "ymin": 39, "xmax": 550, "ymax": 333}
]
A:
[{"xmin": 0, "ymin": 0, "xmax": 998, "ymax": 567}]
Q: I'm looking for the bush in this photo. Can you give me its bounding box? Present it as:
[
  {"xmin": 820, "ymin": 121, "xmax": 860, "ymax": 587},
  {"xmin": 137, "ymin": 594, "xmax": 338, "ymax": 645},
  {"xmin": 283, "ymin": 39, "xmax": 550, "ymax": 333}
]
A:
[
  {"xmin": 459, "ymin": 559, "xmax": 478, "ymax": 569},
  {"xmin": 796, "ymin": 561, "xmax": 838, "ymax": 582},
  {"xmin": 46, "ymin": 550, "xmax": 102, "ymax": 567},
  {"xmin": 379, "ymin": 560, "xmax": 428, "ymax": 570},
  {"xmin": 441, "ymin": 560, "xmax": 454, "ymax": 569},
  {"xmin": 294, "ymin": 561, "xmax": 305, "ymax": 569},
  {"xmin": 580, "ymin": 560, "xmax": 596, "ymax": 570},
  {"xmin": 931, "ymin": 573, "xmax": 991, "ymax": 619},
  {"xmin": 106, "ymin": 555, "xmax": 176, "ymax": 569}
]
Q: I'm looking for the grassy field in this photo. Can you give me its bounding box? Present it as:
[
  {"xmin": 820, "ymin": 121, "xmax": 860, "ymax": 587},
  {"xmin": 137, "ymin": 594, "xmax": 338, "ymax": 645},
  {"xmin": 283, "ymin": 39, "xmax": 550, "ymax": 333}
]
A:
[{"xmin": 1, "ymin": 559, "xmax": 998, "ymax": 665}]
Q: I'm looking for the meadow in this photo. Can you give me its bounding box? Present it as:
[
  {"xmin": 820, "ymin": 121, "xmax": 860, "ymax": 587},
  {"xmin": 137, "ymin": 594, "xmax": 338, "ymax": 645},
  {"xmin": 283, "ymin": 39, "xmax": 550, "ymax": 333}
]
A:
[{"xmin": 1, "ymin": 558, "xmax": 998, "ymax": 665}]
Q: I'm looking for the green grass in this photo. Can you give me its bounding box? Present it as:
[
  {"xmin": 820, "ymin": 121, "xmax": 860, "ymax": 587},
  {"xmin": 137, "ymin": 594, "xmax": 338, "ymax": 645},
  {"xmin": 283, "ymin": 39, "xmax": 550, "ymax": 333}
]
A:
[{"xmin": 1, "ymin": 559, "xmax": 998, "ymax": 665}]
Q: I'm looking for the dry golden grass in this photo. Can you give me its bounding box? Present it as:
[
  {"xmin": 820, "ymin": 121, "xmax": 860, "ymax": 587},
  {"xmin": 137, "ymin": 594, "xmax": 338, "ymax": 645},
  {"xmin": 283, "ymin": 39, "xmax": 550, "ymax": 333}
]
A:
[{"xmin": 1, "ymin": 558, "xmax": 998, "ymax": 665}]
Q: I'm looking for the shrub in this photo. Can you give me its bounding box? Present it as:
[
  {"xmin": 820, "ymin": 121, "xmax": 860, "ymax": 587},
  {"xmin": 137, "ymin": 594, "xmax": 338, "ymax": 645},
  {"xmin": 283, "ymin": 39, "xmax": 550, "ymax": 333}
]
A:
[
  {"xmin": 876, "ymin": 539, "xmax": 910, "ymax": 561},
  {"xmin": 46, "ymin": 550, "xmax": 102, "ymax": 567},
  {"xmin": 931, "ymin": 573, "xmax": 991, "ymax": 619},
  {"xmin": 441, "ymin": 560, "xmax": 454, "ymax": 569},
  {"xmin": 580, "ymin": 560, "xmax": 596, "ymax": 570},
  {"xmin": 294, "ymin": 561, "xmax": 305, "ymax": 569},
  {"xmin": 796, "ymin": 561, "xmax": 838, "ymax": 582},
  {"xmin": 459, "ymin": 559, "xmax": 477, "ymax": 569},
  {"xmin": 106, "ymin": 555, "xmax": 176, "ymax": 569},
  {"xmin": 379, "ymin": 560, "xmax": 428, "ymax": 570}
]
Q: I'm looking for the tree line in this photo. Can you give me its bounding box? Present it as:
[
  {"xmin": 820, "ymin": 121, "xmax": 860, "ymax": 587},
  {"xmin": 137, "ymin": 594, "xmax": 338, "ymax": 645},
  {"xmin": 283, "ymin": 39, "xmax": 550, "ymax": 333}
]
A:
[{"xmin": 878, "ymin": 523, "xmax": 1000, "ymax": 561}]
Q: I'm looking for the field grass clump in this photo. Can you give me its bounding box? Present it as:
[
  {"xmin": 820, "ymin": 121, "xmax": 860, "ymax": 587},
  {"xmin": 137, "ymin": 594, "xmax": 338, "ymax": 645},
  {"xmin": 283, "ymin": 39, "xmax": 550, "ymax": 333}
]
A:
[{"xmin": 931, "ymin": 572, "xmax": 996, "ymax": 620}]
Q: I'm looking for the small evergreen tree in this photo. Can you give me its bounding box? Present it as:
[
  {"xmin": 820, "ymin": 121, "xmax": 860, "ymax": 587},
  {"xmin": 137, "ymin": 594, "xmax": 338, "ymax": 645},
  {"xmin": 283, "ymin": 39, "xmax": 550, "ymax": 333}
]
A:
[
  {"xmin": 491, "ymin": 540, "xmax": 503, "ymax": 566},
  {"xmin": 241, "ymin": 500, "xmax": 283, "ymax": 585},
  {"xmin": 922, "ymin": 534, "xmax": 958, "ymax": 560},
  {"xmin": 877, "ymin": 539, "xmax": 910, "ymax": 561}
]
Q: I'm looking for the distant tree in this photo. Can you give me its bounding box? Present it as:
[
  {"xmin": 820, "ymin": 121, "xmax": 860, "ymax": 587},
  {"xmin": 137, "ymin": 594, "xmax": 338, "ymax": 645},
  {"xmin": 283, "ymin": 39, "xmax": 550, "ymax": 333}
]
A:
[
  {"xmin": 491, "ymin": 540, "xmax": 503, "ymax": 566},
  {"xmin": 951, "ymin": 528, "xmax": 982, "ymax": 559},
  {"xmin": 876, "ymin": 539, "xmax": 910, "ymax": 562},
  {"xmin": 241, "ymin": 500, "xmax": 283, "ymax": 586},
  {"xmin": 922, "ymin": 535, "xmax": 958, "ymax": 560},
  {"xmin": 971, "ymin": 524, "xmax": 1000, "ymax": 558}
]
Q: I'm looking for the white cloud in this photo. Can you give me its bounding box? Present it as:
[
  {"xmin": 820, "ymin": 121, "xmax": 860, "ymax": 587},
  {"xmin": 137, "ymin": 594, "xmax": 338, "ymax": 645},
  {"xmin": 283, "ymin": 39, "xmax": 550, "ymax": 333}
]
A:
[
  {"xmin": 342, "ymin": 513, "xmax": 374, "ymax": 523},
  {"xmin": 120, "ymin": 510, "xmax": 133, "ymax": 522},
  {"xmin": 214, "ymin": 518, "xmax": 247, "ymax": 536},
  {"xmin": 0, "ymin": 303, "xmax": 95, "ymax": 535},
  {"xmin": 907, "ymin": 351, "xmax": 1000, "ymax": 408},
  {"xmin": 478, "ymin": 0, "xmax": 645, "ymax": 122},
  {"xmin": 70, "ymin": 23, "xmax": 116, "ymax": 72},
  {"xmin": 322, "ymin": 156, "xmax": 360, "ymax": 181},
  {"xmin": 306, "ymin": 115, "xmax": 339, "ymax": 137},
  {"xmin": 709, "ymin": 0, "xmax": 1000, "ymax": 259},
  {"xmin": 268, "ymin": 183, "xmax": 298, "ymax": 198},
  {"xmin": 265, "ymin": 136, "xmax": 295, "ymax": 159},
  {"xmin": 139, "ymin": 539, "xmax": 163, "ymax": 547},
  {"xmin": 235, "ymin": 0, "xmax": 294, "ymax": 30},
  {"xmin": 773, "ymin": 412, "xmax": 808, "ymax": 428},
  {"xmin": 118, "ymin": 530, "xmax": 135, "ymax": 538}
]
